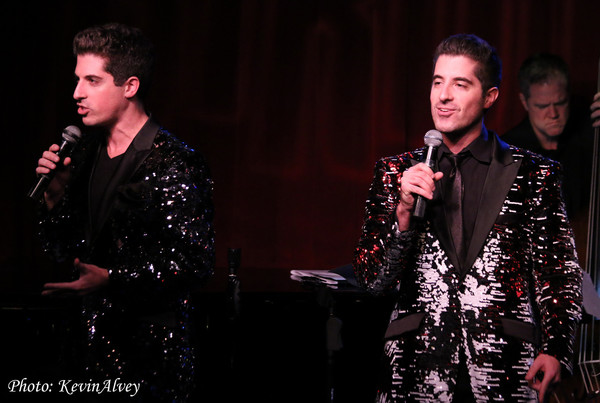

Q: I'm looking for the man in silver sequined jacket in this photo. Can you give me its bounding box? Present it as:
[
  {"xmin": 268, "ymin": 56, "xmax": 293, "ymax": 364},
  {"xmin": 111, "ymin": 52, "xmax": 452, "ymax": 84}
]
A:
[
  {"xmin": 34, "ymin": 23, "xmax": 214, "ymax": 402},
  {"xmin": 354, "ymin": 34, "xmax": 582, "ymax": 402}
]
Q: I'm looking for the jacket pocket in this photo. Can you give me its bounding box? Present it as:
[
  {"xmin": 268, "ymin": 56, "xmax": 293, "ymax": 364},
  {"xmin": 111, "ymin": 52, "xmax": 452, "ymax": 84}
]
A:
[
  {"xmin": 494, "ymin": 212, "xmax": 521, "ymax": 226},
  {"xmin": 384, "ymin": 313, "xmax": 426, "ymax": 339},
  {"xmin": 500, "ymin": 317, "xmax": 538, "ymax": 344}
]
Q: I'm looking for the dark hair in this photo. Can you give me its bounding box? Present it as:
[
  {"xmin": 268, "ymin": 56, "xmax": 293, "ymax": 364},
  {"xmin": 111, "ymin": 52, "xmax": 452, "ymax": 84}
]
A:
[
  {"xmin": 73, "ymin": 23, "xmax": 155, "ymax": 99},
  {"xmin": 433, "ymin": 33, "xmax": 502, "ymax": 92},
  {"xmin": 518, "ymin": 53, "xmax": 569, "ymax": 99}
]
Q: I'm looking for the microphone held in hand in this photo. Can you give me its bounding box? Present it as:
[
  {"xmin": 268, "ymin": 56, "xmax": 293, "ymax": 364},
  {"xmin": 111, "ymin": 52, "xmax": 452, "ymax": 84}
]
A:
[
  {"xmin": 413, "ymin": 130, "xmax": 443, "ymax": 218},
  {"xmin": 28, "ymin": 125, "xmax": 82, "ymax": 200}
]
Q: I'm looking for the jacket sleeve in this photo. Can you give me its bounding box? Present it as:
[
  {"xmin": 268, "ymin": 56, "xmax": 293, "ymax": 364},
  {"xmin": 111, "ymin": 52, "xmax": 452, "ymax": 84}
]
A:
[
  {"xmin": 353, "ymin": 157, "xmax": 417, "ymax": 294},
  {"xmin": 37, "ymin": 140, "xmax": 92, "ymax": 265},
  {"xmin": 528, "ymin": 160, "xmax": 583, "ymax": 373}
]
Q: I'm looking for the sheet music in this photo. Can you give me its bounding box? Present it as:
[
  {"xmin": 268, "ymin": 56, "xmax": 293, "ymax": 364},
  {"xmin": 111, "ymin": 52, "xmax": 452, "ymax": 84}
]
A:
[{"xmin": 290, "ymin": 270, "xmax": 347, "ymax": 289}]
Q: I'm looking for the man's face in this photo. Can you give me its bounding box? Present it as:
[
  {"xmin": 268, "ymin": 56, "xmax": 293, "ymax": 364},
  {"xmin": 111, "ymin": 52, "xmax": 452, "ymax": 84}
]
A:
[
  {"xmin": 73, "ymin": 54, "xmax": 127, "ymax": 128},
  {"xmin": 430, "ymin": 55, "xmax": 497, "ymax": 138},
  {"xmin": 519, "ymin": 78, "xmax": 569, "ymax": 140}
]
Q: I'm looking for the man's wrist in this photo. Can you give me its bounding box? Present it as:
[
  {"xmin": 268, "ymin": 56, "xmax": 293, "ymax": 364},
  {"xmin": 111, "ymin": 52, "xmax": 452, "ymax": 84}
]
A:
[{"xmin": 395, "ymin": 208, "xmax": 412, "ymax": 232}]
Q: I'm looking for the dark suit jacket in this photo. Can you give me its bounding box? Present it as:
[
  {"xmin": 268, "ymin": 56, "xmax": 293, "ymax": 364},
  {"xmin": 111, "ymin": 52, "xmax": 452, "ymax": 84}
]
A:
[
  {"xmin": 354, "ymin": 128, "xmax": 582, "ymax": 401},
  {"xmin": 38, "ymin": 118, "xmax": 215, "ymax": 400}
]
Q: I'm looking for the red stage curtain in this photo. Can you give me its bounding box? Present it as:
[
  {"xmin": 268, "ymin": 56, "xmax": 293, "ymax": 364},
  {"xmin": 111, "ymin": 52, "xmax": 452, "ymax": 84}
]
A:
[{"xmin": 4, "ymin": 0, "xmax": 600, "ymax": 291}]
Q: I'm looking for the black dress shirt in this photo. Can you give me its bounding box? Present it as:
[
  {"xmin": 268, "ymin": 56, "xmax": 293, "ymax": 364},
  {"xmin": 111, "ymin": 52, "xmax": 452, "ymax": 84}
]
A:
[{"xmin": 437, "ymin": 133, "xmax": 493, "ymax": 268}]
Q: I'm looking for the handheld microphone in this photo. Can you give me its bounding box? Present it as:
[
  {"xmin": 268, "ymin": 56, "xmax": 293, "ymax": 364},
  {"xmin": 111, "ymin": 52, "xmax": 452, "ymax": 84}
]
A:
[
  {"xmin": 412, "ymin": 129, "xmax": 443, "ymax": 218},
  {"xmin": 28, "ymin": 125, "xmax": 82, "ymax": 200}
]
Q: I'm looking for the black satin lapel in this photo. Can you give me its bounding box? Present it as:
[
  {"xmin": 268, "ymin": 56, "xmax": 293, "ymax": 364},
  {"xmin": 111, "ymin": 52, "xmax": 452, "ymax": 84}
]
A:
[
  {"xmin": 113, "ymin": 117, "xmax": 159, "ymax": 187},
  {"xmin": 90, "ymin": 119, "xmax": 159, "ymax": 244},
  {"xmin": 464, "ymin": 138, "xmax": 522, "ymax": 270}
]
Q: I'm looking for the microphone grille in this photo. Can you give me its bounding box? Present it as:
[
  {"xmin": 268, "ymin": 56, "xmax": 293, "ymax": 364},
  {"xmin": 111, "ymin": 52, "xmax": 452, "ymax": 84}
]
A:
[
  {"xmin": 62, "ymin": 125, "xmax": 83, "ymax": 143},
  {"xmin": 424, "ymin": 130, "xmax": 443, "ymax": 147}
]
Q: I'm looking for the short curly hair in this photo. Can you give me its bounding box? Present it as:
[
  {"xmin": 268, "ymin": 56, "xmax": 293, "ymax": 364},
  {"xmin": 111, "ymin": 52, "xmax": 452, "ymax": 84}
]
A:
[{"xmin": 73, "ymin": 23, "xmax": 155, "ymax": 99}]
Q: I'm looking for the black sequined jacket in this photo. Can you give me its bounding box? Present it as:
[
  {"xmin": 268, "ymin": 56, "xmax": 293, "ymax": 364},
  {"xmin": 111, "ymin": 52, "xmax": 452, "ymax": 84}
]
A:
[
  {"xmin": 354, "ymin": 130, "xmax": 582, "ymax": 401},
  {"xmin": 38, "ymin": 118, "xmax": 215, "ymax": 400}
]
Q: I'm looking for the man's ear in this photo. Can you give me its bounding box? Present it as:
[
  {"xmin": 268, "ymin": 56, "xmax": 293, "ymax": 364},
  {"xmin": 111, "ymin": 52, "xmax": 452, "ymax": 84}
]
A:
[
  {"xmin": 123, "ymin": 76, "xmax": 140, "ymax": 99},
  {"xmin": 484, "ymin": 86, "xmax": 499, "ymax": 109},
  {"xmin": 518, "ymin": 93, "xmax": 529, "ymax": 111}
]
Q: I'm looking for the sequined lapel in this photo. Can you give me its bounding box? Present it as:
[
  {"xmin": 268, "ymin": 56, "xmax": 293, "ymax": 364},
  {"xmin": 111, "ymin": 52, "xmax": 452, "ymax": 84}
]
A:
[{"xmin": 406, "ymin": 154, "xmax": 459, "ymax": 272}]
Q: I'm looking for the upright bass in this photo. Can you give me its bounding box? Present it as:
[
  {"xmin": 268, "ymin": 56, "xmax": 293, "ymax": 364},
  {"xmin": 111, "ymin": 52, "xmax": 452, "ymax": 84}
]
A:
[{"xmin": 554, "ymin": 57, "xmax": 600, "ymax": 403}]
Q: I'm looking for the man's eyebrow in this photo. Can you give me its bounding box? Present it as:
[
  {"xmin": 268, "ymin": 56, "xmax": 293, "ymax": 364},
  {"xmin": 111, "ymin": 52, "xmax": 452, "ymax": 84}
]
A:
[
  {"xmin": 453, "ymin": 76, "xmax": 474, "ymax": 85},
  {"xmin": 74, "ymin": 73, "xmax": 103, "ymax": 80},
  {"xmin": 534, "ymin": 98, "xmax": 568, "ymax": 107},
  {"xmin": 431, "ymin": 74, "xmax": 474, "ymax": 85}
]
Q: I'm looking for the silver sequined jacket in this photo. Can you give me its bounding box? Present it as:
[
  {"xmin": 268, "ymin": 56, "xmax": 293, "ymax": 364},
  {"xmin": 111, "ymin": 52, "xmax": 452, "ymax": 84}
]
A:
[
  {"xmin": 38, "ymin": 119, "xmax": 215, "ymax": 401},
  {"xmin": 354, "ymin": 131, "xmax": 582, "ymax": 402}
]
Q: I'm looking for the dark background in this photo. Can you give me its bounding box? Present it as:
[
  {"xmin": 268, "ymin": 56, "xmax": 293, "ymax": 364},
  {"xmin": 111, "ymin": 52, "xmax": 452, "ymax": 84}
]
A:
[{"xmin": 1, "ymin": 1, "xmax": 599, "ymax": 402}]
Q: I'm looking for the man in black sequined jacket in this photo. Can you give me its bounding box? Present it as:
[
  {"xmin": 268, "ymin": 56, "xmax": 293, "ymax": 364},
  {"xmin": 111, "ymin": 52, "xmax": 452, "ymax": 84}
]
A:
[
  {"xmin": 34, "ymin": 23, "xmax": 214, "ymax": 402},
  {"xmin": 354, "ymin": 34, "xmax": 582, "ymax": 402}
]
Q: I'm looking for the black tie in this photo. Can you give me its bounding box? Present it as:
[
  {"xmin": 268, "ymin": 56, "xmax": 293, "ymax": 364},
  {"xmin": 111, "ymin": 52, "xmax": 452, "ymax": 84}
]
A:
[{"xmin": 447, "ymin": 153, "xmax": 465, "ymax": 263}]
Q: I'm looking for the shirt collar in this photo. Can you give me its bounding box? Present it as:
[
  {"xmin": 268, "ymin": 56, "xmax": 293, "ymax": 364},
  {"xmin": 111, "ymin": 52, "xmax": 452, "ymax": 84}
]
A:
[{"xmin": 437, "ymin": 127, "xmax": 493, "ymax": 164}]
